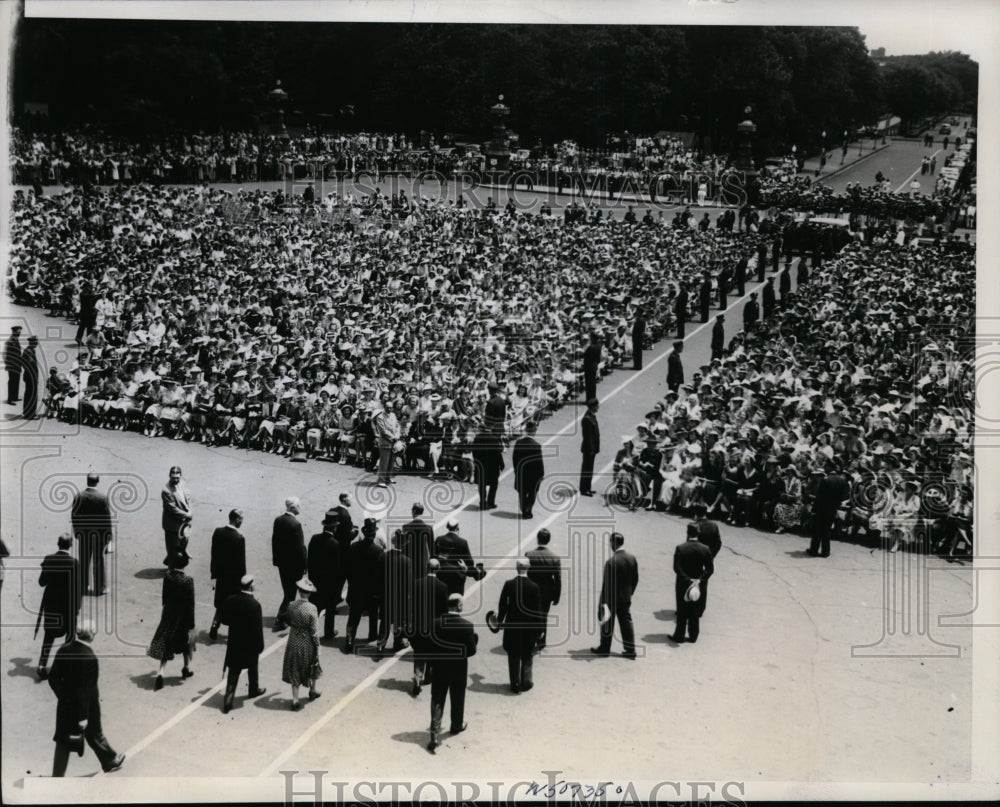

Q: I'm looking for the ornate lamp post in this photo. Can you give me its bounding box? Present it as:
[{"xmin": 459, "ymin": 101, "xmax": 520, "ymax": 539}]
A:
[
  {"xmin": 485, "ymin": 94, "xmax": 511, "ymax": 173},
  {"xmin": 269, "ymin": 80, "xmax": 290, "ymax": 143},
  {"xmin": 734, "ymin": 105, "xmax": 759, "ymax": 204}
]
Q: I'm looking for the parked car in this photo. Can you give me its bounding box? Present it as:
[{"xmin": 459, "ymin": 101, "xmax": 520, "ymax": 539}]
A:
[{"xmin": 939, "ymin": 124, "xmax": 952, "ymax": 135}]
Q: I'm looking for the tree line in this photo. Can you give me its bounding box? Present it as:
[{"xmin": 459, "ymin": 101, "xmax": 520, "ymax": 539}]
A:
[{"xmin": 12, "ymin": 19, "xmax": 978, "ymax": 156}]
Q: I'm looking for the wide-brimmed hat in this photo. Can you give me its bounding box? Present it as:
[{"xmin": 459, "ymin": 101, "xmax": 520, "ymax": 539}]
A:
[
  {"xmin": 295, "ymin": 577, "xmax": 316, "ymax": 593},
  {"xmin": 485, "ymin": 610, "xmax": 501, "ymax": 634}
]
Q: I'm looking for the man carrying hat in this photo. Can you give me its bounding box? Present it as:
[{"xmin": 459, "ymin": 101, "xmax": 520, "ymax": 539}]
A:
[
  {"xmin": 221, "ymin": 575, "xmax": 267, "ymax": 713},
  {"xmin": 497, "ymin": 559, "xmax": 543, "ymax": 693},
  {"xmin": 591, "ymin": 532, "xmax": 639, "ymax": 658},
  {"xmin": 671, "ymin": 525, "xmax": 714, "ymax": 644},
  {"xmin": 36, "ymin": 533, "xmax": 82, "ymax": 681},
  {"xmin": 161, "ymin": 466, "xmax": 192, "ymax": 566},
  {"xmin": 427, "ymin": 592, "xmax": 478, "ymax": 752},
  {"xmin": 808, "ymin": 461, "xmax": 851, "ymax": 558},
  {"xmin": 209, "ymin": 509, "xmax": 247, "ymax": 641}
]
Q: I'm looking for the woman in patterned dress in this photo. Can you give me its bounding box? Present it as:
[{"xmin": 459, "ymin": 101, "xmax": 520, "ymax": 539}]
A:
[
  {"xmin": 282, "ymin": 577, "xmax": 321, "ymax": 710},
  {"xmin": 147, "ymin": 552, "xmax": 195, "ymax": 691}
]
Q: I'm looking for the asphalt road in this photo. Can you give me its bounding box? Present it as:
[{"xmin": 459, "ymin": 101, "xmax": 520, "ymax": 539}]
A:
[{"xmin": 0, "ymin": 133, "xmax": 985, "ymax": 801}]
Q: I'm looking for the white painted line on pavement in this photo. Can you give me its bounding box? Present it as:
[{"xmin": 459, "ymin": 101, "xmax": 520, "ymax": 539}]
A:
[{"xmin": 895, "ymin": 148, "xmax": 942, "ymax": 194}]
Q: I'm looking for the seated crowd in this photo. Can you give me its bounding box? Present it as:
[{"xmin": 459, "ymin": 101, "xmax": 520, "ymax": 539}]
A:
[{"xmin": 612, "ymin": 235, "xmax": 974, "ymax": 556}]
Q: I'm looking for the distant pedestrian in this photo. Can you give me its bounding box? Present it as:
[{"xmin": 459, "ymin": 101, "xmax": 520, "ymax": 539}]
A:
[
  {"xmin": 472, "ymin": 428, "xmax": 504, "ymax": 510},
  {"xmin": 579, "ymin": 398, "xmax": 600, "ymax": 497},
  {"xmin": 582, "ymin": 332, "xmax": 602, "ymax": 400},
  {"xmin": 711, "ymin": 315, "xmax": 725, "ymax": 361},
  {"xmin": 281, "ymin": 577, "xmax": 321, "ymax": 710},
  {"xmin": 35, "ymin": 533, "xmax": 81, "ymax": 681},
  {"xmin": 71, "ymin": 473, "xmax": 113, "ymax": 596},
  {"xmin": 743, "ymin": 292, "xmax": 760, "ymax": 332},
  {"xmin": 526, "ymin": 528, "xmax": 561, "ymax": 650},
  {"xmin": 210, "ymin": 509, "xmax": 247, "ymax": 640},
  {"xmin": 671, "ymin": 527, "xmax": 715, "ymax": 644},
  {"xmin": 4, "ymin": 325, "xmax": 22, "ymax": 404},
  {"xmin": 147, "ymin": 551, "xmax": 196, "ymax": 690},
  {"xmin": 631, "ymin": 310, "xmax": 646, "ymax": 370},
  {"xmin": 591, "ymin": 532, "xmax": 639, "ymax": 658},
  {"xmin": 48, "ymin": 619, "xmax": 125, "ymax": 776},
  {"xmin": 427, "ymin": 593, "xmax": 478, "ymax": 752},
  {"xmin": 22, "ymin": 335, "xmax": 39, "ymax": 419},
  {"xmin": 666, "ymin": 341, "xmax": 684, "ymax": 393},
  {"xmin": 699, "ymin": 273, "xmax": 712, "ymax": 323},
  {"xmin": 762, "ymin": 277, "xmax": 776, "ymax": 319},
  {"xmin": 808, "ymin": 461, "xmax": 851, "ymax": 558},
  {"xmin": 221, "ymin": 575, "xmax": 267, "ymax": 713},
  {"xmin": 512, "ymin": 420, "xmax": 544, "ymax": 518}
]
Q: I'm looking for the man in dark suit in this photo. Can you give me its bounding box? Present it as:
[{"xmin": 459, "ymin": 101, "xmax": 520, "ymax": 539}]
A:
[
  {"xmin": 762, "ymin": 277, "xmax": 776, "ymax": 320},
  {"xmin": 673, "ymin": 286, "xmax": 688, "ymax": 338},
  {"xmin": 631, "ymin": 310, "xmax": 646, "ymax": 369},
  {"xmin": 579, "ymin": 398, "xmax": 600, "ymax": 497},
  {"xmin": 331, "ymin": 492, "xmax": 354, "ymax": 606},
  {"xmin": 716, "ymin": 264, "xmax": 729, "ymax": 308},
  {"xmin": 808, "ymin": 461, "xmax": 851, "ymax": 557},
  {"xmin": 271, "ymin": 496, "xmax": 307, "ymax": 630},
  {"xmin": 4, "ymin": 325, "xmax": 22, "ymax": 404},
  {"xmin": 71, "ymin": 473, "xmax": 113, "ymax": 595},
  {"xmin": 512, "ymin": 419, "xmax": 544, "ymax": 518},
  {"xmin": 582, "ymin": 332, "xmax": 602, "ymax": 401},
  {"xmin": 743, "ymin": 292, "xmax": 760, "ymax": 332},
  {"xmin": 734, "ymin": 255, "xmax": 748, "ymax": 296},
  {"xmin": 592, "ymin": 532, "xmax": 639, "ymax": 658},
  {"xmin": 711, "ymin": 314, "xmax": 726, "ymax": 361},
  {"xmin": 691, "ymin": 505, "xmax": 722, "ymax": 558},
  {"xmin": 410, "ymin": 558, "xmax": 449, "ymax": 697},
  {"xmin": 308, "ymin": 508, "xmax": 343, "ymax": 640},
  {"xmin": 472, "ymin": 429, "xmax": 504, "ymax": 510},
  {"xmin": 48, "ymin": 619, "xmax": 125, "ymax": 776},
  {"xmin": 771, "ymin": 233, "xmax": 782, "ymax": 273},
  {"xmin": 377, "ymin": 529, "xmax": 412, "ymax": 656},
  {"xmin": 666, "ymin": 341, "xmax": 684, "ymax": 393},
  {"xmin": 221, "ymin": 575, "xmax": 267, "ymax": 713},
  {"xmin": 402, "ymin": 502, "xmax": 435, "ymax": 577},
  {"xmin": 434, "ymin": 520, "xmax": 484, "ymax": 595},
  {"xmin": 671, "ymin": 529, "xmax": 715, "ymax": 643},
  {"xmin": 209, "ymin": 509, "xmax": 247, "ymax": 640},
  {"xmin": 36, "ymin": 534, "xmax": 82, "ymax": 680},
  {"xmin": 778, "ymin": 262, "xmax": 792, "ymax": 308},
  {"xmin": 161, "ymin": 465, "xmax": 192, "ymax": 565},
  {"xmin": 498, "ymin": 560, "xmax": 543, "ymax": 693},
  {"xmin": 427, "ymin": 593, "xmax": 478, "ymax": 751},
  {"xmin": 699, "ymin": 273, "xmax": 712, "ymax": 323},
  {"xmin": 526, "ymin": 528, "xmax": 561, "ymax": 650},
  {"xmin": 483, "ymin": 382, "xmax": 508, "ymax": 433},
  {"xmin": 344, "ymin": 517, "xmax": 385, "ymax": 653}
]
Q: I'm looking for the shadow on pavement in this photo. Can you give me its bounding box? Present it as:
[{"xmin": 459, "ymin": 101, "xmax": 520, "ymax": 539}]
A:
[
  {"xmin": 641, "ymin": 633, "xmax": 675, "ymax": 646},
  {"xmin": 566, "ymin": 648, "xmax": 606, "ymax": 662},
  {"xmin": 8, "ymin": 657, "xmax": 42, "ymax": 681},
  {"xmin": 489, "ymin": 511, "xmax": 521, "ymax": 520},
  {"xmin": 467, "ymin": 672, "xmax": 518, "ymax": 696},
  {"xmin": 376, "ymin": 678, "xmax": 412, "ymax": 693},
  {"xmin": 253, "ymin": 693, "xmax": 294, "ymax": 711},
  {"xmin": 785, "ymin": 550, "xmax": 814, "ymax": 558},
  {"xmin": 134, "ymin": 568, "xmax": 166, "ymax": 580},
  {"xmin": 130, "ymin": 671, "xmax": 184, "ymax": 691},
  {"xmin": 390, "ymin": 730, "xmax": 430, "ymax": 748},
  {"xmin": 653, "ymin": 609, "xmax": 676, "ymax": 621}
]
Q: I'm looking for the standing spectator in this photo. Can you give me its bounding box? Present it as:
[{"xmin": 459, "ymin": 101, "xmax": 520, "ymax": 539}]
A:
[
  {"xmin": 808, "ymin": 461, "xmax": 851, "ymax": 558},
  {"xmin": 402, "ymin": 502, "xmax": 434, "ymax": 577},
  {"xmin": 147, "ymin": 551, "xmax": 196, "ymax": 690},
  {"xmin": 161, "ymin": 466, "xmax": 192, "ymax": 565},
  {"xmin": 22, "ymin": 335, "xmax": 39, "ymax": 419},
  {"xmin": 526, "ymin": 528, "xmax": 561, "ymax": 650},
  {"xmin": 48, "ymin": 619, "xmax": 125, "ymax": 776},
  {"xmin": 343, "ymin": 517, "xmax": 385, "ymax": 653},
  {"xmin": 71, "ymin": 472, "xmax": 113, "ymax": 596},
  {"xmin": 434, "ymin": 520, "xmax": 484, "ymax": 596},
  {"xmin": 221, "ymin": 575, "xmax": 267, "ymax": 714},
  {"xmin": 743, "ymin": 291, "xmax": 760, "ymax": 332},
  {"xmin": 4, "ymin": 325, "xmax": 22, "ymax": 404},
  {"xmin": 734, "ymin": 254, "xmax": 747, "ymax": 296},
  {"xmin": 372, "ymin": 400, "xmax": 399, "ymax": 488},
  {"xmin": 666, "ymin": 341, "xmax": 684, "ymax": 394},
  {"xmin": 692, "ymin": 504, "xmax": 723, "ymax": 558},
  {"xmin": 307, "ymin": 509, "xmax": 343, "ymax": 640},
  {"xmin": 75, "ymin": 282, "xmax": 98, "ymax": 347},
  {"xmin": 582, "ymin": 332, "xmax": 602, "ymax": 401},
  {"xmin": 674, "ymin": 286, "xmax": 688, "ymax": 338},
  {"xmin": 377, "ymin": 529, "xmax": 412, "ymax": 657},
  {"xmin": 484, "ymin": 382, "xmax": 508, "ymax": 432},
  {"xmin": 778, "ymin": 263, "xmax": 792, "ymax": 307},
  {"xmin": 35, "ymin": 533, "xmax": 81, "ymax": 680},
  {"xmin": 631, "ymin": 310, "xmax": 646, "ymax": 370},
  {"xmin": 209, "ymin": 509, "xmax": 247, "ymax": 641},
  {"xmin": 591, "ymin": 532, "xmax": 638, "ymax": 658},
  {"xmin": 671, "ymin": 526, "xmax": 715, "ymax": 643},
  {"xmin": 512, "ymin": 419, "xmax": 544, "ymax": 519},
  {"xmin": 427, "ymin": 593, "xmax": 478, "ymax": 752},
  {"xmin": 762, "ymin": 277, "xmax": 776, "ymax": 320},
  {"xmin": 699, "ymin": 273, "xmax": 712, "ymax": 323},
  {"xmin": 271, "ymin": 496, "xmax": 307, "ymax": 630},
  {"xmin": 331, "ymin": 492, "xmax": 354, "ymax": 606},
  {"xmin": 409, "ymin": 558, "xmax": 448, "ymax": 697},
  {"xmin": 579, "ymin": 397, "xmax": 601, "ymax": 497},
  {"xmin": 711, "ymin": 315, "xmax": 725, "ymax": 361},
  {"xmin": 281, "ymin": 577, "xmax": 321, "ymax": 710},
  {"xmin": 472, "ymin": 428, "xmax": 504, "ymax": 510},
  {"xmin": 496, "ymin": 559, "xmax": 542, "ymax": 693}
]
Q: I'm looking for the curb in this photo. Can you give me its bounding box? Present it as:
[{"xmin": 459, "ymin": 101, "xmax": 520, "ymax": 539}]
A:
[{"xmin": 810, "ymin": 143, "xmax": 892, "ymax": 185}]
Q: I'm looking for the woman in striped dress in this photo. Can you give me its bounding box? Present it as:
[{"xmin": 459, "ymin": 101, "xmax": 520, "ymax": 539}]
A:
[{"xmin": 282, "ymin": 578, "xmax": 322, "ymax": 710}]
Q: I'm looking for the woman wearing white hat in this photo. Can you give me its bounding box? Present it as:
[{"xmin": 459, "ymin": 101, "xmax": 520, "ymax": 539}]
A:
[{"xmin": 281, "ymin": 577, "xmax": 321, "ymax": 710}]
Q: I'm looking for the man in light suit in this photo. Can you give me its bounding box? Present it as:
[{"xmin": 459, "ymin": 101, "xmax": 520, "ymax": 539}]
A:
[
  {"xmin": 592, "ymin": 532, "xmax": 639, "ymax": 658},
  {"xmin": 579, "ymin": 398, "xmax": 600, "ymax": 497},
  {"xmin": 271, "ymin": 496, "xmax": 306, "ymax": 630},
  {"xmin": 48, "ymin": 619, "xmax": 125, "ymax": 776},
  {"xmin": 497, "ymin": 560, "xmax": 543, "ymax": 693},
  {"xmin": 71, "ymin": 473, "xmax": 113, "ymax": 595},
  {"xmin": 512, "ymin": 419, "xmax": 545, "ymax": 518},
  {"xmin": 209, "ymin": 509, "xmax": 247, "ymax": 640},
  {"xmin": 161, "ymin": 466, "xmax": 192, "ymax": 565},
  {"xmin": 526, "ymin": 528, "xmax": 561, "ymax": 650}
]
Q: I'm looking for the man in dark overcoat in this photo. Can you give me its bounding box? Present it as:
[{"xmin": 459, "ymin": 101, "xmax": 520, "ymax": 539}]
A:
[
  {"xmin": 344, "ymin": 517, "xmax": 385, "ymax": 652},
  {"xmin": 512, "ymin": 419, "xmax": 545, "ymax": 518},
  {"xmin": 497, "ymin": 560, "xmax": 543, "ymax": 693},
  {"xmin": 666, "ymin": 341, "xmax": 685, "ymax": 393},
  {"xmin": 36, "ymin": 533, "xmax": 82, "ymax": 679},
  {"xmin": 592, "ymin": 532, "xmax": 639, "ymax": 658},
  {"xmin": 308, "ymin": 508, "xmax": 343, "ymax": 639},
  {"xmin": 427, "ymin": 593, "xmax": 478, "ymax": 751},
  {"xmin": 409, "ymin": 558, "xmax": 449, "ymax": 697},
  {"xmin": 271, "ymin": 496, "xmax": 307, "ymax": 630},
  {"xmin": 210, "ymin": 509, "xmax": 247, "ymax": 640},
  {"xmin": 377, "ymin": 529, "xmax": 412, "ymax": 656},
  {"xmin": 579, "ymin": 398, "xmax": 600, "ymax": 497},
  {"xmin": 472, "ymin": 429, "xmax": 504, "ymax": 510},
  {"xmin": 671, "ymin": 529, "xmax": 715, "ymax": 643},
  {"xmin": 71, "ymin": 472, "xmax": 113, "ymax": 595},
  {"xmin": 526, "ymin": 528, "xmax": 561, "ymax": 650},
  {"xmin": 221, "ymin": 575, "xmax": 267, "ymax": 713}
]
